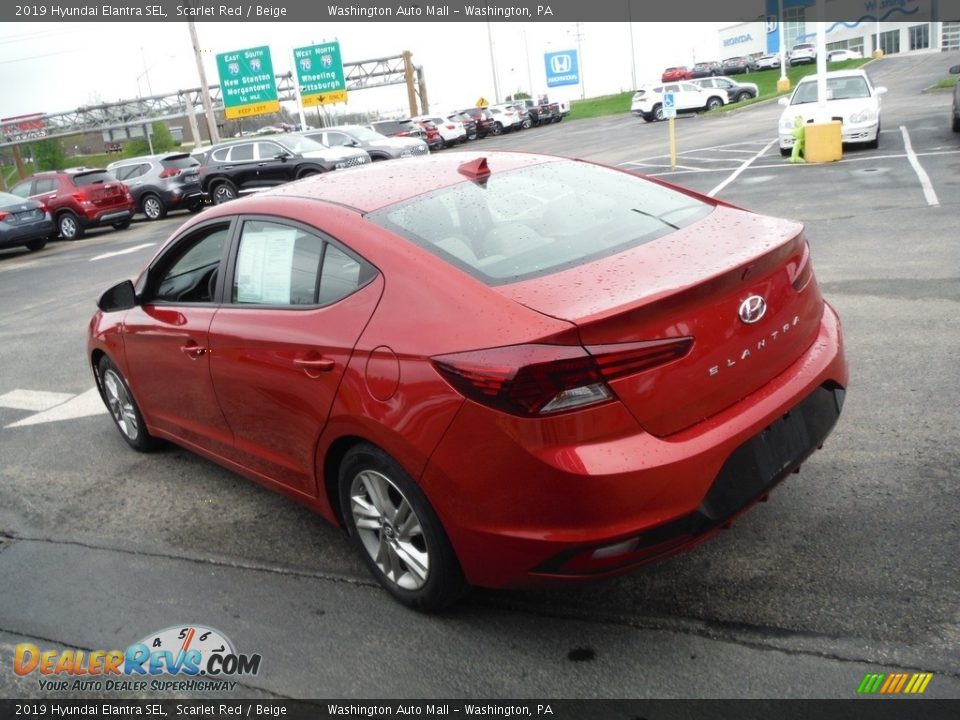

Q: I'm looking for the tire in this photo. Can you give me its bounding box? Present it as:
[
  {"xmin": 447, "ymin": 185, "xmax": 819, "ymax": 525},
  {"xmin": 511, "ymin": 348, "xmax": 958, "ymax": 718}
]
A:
[
  {"xmin": 57, "ymin": 212, "xmax": 84, "ymax": 240},
  {"xmin": 780, "ymin": 146, "xmax": 791, "ymax": 157},
  {"xmin": 521, "ymin": 117, "xmax": 533, "ymax": 129},
  {"xmin": 952, "ymin": 115, "xmax": 959, "ymax": 133},
  {"xmin": 490, "ymin": 121, "xmax": 503, "ymax": 136},
  {"xmin": 296, "ymin": 168, "xmax": 322, "ymax": 179},
  {"xmin": 211, "ymin": 181, "xmax": 238, "ymax": 205},
  {"xmin": 706, "ymin": 96, "xmax": 723, "ymax": 111},
  {"xmin": 339, "ymin": 443, "xmax": 467, "ymax": 611},
  {"xmin": 97, "ymin": 356, "xmax": 157, "ymax": 452},
  {"xmin": 25, "ymin": 238, "xmax": 47, "ymax": 252},
  {"xmin": 112, "ymin": 218, "xmax": 132, "ymax": 230},
  {"xmin": 141, "ymin": 193, "xmax": 167, "ymax": 221},
  {"xmin": 652, "ymin": 104, "xmax": 664, "ymax": 122},
  {"xmin": 736, "ymin": 92, "xmax": 752, "ymax": 103},
  {"xmin": 188, "ymin": 200, "xmax": 205, "ymax": 213}
]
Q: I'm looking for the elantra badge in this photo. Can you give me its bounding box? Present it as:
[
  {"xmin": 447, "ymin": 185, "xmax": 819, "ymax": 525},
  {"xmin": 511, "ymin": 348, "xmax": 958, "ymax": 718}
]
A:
[{"xmin": 738, "ymin": 295, "xmax": 767, "ymax": 324}]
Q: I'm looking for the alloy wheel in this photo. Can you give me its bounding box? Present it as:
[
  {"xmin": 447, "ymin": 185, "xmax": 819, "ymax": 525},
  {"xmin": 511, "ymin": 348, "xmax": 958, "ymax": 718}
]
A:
[
  {"xmin": 349, "ymin": 469, "xmax": 430, "ymax": 590},
  {"xmin": 102, "ymin": 368, "xmax": 139, "ymax": 442}
]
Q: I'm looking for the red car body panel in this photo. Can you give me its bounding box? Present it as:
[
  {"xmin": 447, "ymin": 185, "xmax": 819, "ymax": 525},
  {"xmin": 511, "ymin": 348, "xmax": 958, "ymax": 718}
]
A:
[
  {"xmin": 661, "ymin": 66, "xmax": 693, "ymax": 82},
  {"xmin": 88, "ymin": 154, "xmax": 848, "ymax": 590}
]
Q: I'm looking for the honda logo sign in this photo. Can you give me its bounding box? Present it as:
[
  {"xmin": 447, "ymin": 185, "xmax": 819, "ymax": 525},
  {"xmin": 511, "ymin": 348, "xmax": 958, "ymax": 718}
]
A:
[{"xmin": 544, "ymin": 50, "xmax": 579, "ymax": 88}]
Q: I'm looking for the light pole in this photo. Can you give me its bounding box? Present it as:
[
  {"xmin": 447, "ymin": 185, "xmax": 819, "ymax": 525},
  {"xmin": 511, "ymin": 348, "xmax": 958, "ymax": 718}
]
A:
[{"xmin": 487, "ymin": 22, "xmax": 501, "ymax": 104}]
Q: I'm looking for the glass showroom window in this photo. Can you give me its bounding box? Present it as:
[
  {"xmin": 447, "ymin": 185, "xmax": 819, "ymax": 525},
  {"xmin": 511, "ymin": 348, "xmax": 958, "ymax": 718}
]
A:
[
  {"xmin": 879, "ymin": 29, "xmax": 900, "ymax": 55},
  {"xmin": 909, "ymin": 24, "xmax": 930, "ymax": 51}
]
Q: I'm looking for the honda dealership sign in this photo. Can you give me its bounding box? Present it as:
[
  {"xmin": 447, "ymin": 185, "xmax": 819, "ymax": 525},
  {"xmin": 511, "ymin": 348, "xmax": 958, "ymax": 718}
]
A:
[{"xmin": 544, "ymin": 50, "xmax": 579, "ymax": 88}]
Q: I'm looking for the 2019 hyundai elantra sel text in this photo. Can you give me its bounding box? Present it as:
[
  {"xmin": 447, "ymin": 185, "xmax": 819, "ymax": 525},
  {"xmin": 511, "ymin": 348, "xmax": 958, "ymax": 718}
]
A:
[{"xmin": 87, "ymin": 153, "xmax": 848, "ymax": 610}]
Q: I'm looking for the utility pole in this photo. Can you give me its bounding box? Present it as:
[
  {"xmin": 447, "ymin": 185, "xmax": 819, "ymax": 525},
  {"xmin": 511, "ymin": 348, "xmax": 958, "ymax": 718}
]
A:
[
  {"xmin": 188, "ymin": 20, "xmax": 219, "ymax": 144},
  {"xmin": 573, "ymin": 22, "xmax": 586, "ymax": 100},
  {"xmin": 487, "ymin": 22, "xmax": 501, "ymax": 104}
]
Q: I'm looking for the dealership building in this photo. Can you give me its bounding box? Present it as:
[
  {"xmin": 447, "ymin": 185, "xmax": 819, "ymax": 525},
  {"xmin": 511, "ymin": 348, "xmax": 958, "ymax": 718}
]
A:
[{"xmin": 719, "ymin": 0, "xmax": 959, "ymax": 58}]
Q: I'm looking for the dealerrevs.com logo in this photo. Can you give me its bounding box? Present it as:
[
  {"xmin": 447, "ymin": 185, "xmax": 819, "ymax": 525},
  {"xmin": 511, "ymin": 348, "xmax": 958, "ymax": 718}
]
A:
[{"xmin": 14, "ymin": 625, "xmax": 261, "ymax": 693}]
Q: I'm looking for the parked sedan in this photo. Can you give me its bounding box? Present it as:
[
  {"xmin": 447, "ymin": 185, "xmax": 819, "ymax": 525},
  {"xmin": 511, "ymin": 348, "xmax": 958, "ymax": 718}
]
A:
[
  {"xmin": 631, "ymin": 81, "xmax": 727, "ymax": 121},
  {"xmin": 828, "ymin": 49, "xmax": 863, "ymax": 62},
  {"xmin": 778, "ymin": 69, "xmax": 886, "ymax": 154},
  {"xmin": 661, "ymin": 66, "xmax": 693, "ymax": 82},
  {"xmin": 0, "ymin": 191, "xmax": 54, "ymax": 253},
  {"xmin": 304, "ymin": 125, "xmax": 428, "ymax": 161},
  {"xmin": 88, "ymin": 151, "xmax": 847, "ymax": 610},
  {"xmin": 107, "ymin": 152, "xmax": 205, "ymax": 220}
]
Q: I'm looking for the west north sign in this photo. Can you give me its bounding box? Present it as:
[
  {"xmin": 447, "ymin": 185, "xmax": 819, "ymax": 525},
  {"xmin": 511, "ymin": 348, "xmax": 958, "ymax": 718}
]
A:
[
  {"xmin": 294, "ymin": 42, "xmax": 347, "ymax": 107},
  {"xmin": 216, "ymin": 45, "xmax": 280, "ymax": 120}
]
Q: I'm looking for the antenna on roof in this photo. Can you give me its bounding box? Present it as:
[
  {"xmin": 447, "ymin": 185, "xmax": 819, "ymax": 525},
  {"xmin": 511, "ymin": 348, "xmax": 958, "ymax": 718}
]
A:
[{"xmin": 457, "ymin": 157, "xmax": 490, "ymax": 181}]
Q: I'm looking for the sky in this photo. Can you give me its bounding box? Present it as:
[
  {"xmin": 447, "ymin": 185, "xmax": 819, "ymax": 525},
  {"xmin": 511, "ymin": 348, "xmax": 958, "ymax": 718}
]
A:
[{"xmin": 0, "ymin": 22, "xmax": 727, "ymax": 122}]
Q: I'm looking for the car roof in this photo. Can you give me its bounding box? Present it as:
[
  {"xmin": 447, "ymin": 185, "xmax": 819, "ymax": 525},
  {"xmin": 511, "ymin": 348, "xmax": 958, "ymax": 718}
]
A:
[
  {"xmin": 262, "ymin": 151, "xmax": 557, "ymax": 213},
  {"xmin": 796, "ymin": 68, "xmax": 869, "ymax": 83}
]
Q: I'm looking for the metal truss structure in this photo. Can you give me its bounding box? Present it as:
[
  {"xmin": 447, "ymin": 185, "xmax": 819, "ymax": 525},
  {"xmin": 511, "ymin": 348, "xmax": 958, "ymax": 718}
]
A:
[{"xmin": 1, "ymin": 53, "xmax": 424, "ymax": 149}]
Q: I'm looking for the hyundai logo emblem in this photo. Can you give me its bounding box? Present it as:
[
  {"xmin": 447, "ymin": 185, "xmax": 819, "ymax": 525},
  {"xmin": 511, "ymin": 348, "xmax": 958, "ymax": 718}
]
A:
[{"xmin": 738, "ymin": 295, "xmax": 767, "ymax": 324}]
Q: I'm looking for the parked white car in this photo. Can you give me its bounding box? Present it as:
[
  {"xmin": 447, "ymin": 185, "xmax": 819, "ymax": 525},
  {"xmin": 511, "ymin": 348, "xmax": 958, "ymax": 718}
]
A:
[
  {"xmin": 790, "ymin": 43, "xmax": 817, "ymax": 66},
  {"xmin": 412, "ymin": 115, "xmax": 466, "ymax": 148},
  {"xmin": 777, "ymin": 69, "xmax": 886, "ymax": 155},
  {"xmin": 486, "ymin": 105, "xmax": 523, "ymax": 134},
  {"xmin": 631, "ymin": 81, "xmax": 728, "ymax": 122},
  {"xmin": 754, "ymin": 54, "xmax": 781, "ymax": 70},
  {"xmin": 828, "ymin": 49, "xmax": 864, "ymax": 62}
]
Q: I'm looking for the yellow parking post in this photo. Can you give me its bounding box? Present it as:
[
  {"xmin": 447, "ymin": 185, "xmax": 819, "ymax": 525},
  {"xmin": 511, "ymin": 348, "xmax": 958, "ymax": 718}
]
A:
[
  {"xmin": 669, "ymin": 117, "xmax": 677, "ymax": 169},
  {"xmin": 804, "ymin": 121, "xmax": 843, "ymax": 163}
]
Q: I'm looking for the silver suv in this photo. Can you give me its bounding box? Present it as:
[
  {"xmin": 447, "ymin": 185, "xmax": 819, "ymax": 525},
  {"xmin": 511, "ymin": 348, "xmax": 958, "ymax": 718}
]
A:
[
  {"xmin": 107, "ymin": 152, "xmax": 205, "ymax": 220},
  {"xmin": 304, "ymin": 125, "xmax": 429, "ymax": 161}
]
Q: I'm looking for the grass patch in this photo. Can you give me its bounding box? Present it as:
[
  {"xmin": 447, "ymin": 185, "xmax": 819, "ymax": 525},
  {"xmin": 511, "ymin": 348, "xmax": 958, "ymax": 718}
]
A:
[
  {"xmin": 929, "ymin": 76, "xmax": 958, "ymax": 91},
  {"xmin": 569, "ymin": 91, "xmax": 634, "ymax": 120}
]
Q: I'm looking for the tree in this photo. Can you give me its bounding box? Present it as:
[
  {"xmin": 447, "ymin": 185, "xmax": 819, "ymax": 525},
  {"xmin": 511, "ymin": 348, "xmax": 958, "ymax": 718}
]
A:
[
  {"xmin": 122, "ymin": 121, "xmax": 179, "ymax": 157},
  {"xmin": 34, "ymin": 138, "xmax": 67, "ymax": 171}
]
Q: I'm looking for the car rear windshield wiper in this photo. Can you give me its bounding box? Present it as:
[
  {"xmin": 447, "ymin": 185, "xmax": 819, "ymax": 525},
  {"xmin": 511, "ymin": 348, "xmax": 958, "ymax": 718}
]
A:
[{"xmin": 632, "ymin": 208, "xmax": 680, "ymax": 230}]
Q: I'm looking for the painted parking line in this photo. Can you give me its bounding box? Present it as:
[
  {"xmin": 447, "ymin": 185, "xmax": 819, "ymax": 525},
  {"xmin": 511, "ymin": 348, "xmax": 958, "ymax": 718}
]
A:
[
  {"xmin": 708, "ymin": 139, "xmax": 778, "ymax": 197},
  {"xmin": 899, "ymin": 126, "xmax": 940, "ymax": 207},
  {"xmin": 89, "ymin": 243, "xmax": 155, "ymax": 262},
  {"xmin": 2, "ymin": 388, "xmax": 106, "ymax": 428}
]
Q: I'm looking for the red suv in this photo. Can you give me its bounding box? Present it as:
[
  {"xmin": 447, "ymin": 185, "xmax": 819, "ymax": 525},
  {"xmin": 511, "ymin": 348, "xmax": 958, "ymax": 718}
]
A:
[{"xmin": 10, "ymin": 168, "xmax": 135, "ymax": 240}]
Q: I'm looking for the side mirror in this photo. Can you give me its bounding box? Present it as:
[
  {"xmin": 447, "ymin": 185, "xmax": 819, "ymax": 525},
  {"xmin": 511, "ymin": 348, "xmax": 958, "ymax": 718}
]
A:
[
  {"xmin": 274, "ymin": 152, "xmax": 291, "ymax": 161},
  {"xmin": 346, "ymin": 140, "xmax": 360, "ymax": 147},
  {"xmin": 875, "ymin": 86, "xmax": 888, "ymax": 96},
  {"xmin": 97, "ymin": 280, "xmax": 137, "ymax": 312},
  {"xmin": 778, "ymin": 97, "xmax": 790, "ymax": 106},
  {"xmin": 949, "ymin": 65, "xmax": 960, "ymax": 75}
]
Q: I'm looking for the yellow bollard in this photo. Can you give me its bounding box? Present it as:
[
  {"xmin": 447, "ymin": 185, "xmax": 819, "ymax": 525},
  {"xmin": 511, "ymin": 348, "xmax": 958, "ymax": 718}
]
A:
[{"xmin": 804, "ymin": 121, "xmax": 843, "ymax": 163}]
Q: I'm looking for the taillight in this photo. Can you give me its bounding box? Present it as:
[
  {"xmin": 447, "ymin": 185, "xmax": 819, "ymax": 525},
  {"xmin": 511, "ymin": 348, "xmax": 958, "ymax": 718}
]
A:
[
  {"xmin": 159, "ymin": 168, "xmax": 180, "ymax": 178},
  {"xmin": 445, "ymin": 124, "xmax": 455, "ymax": 130},
  {"xmin": 0, "ymin": 211, "xmax": 9, "ymax": 221},
  {"xmin": 72, "ymin": 191, "xmax": 93, "ymax": 205},
  {"xmin": 432, "ymin": 339, "xmax": 693, "ymax": 417}
]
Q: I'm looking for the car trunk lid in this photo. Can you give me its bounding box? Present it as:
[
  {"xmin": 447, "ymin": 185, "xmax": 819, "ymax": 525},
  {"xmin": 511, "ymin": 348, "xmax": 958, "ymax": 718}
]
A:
[{"xmin": 495, "ymin": 205, "xmax": 824, "ymax": 436}]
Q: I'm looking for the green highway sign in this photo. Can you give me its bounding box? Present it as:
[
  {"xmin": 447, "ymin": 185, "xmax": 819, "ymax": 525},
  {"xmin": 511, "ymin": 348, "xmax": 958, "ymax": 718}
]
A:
[
  {"xmin": 293, "ymin": 42, "xmax": 347, "ymax": 107},
  {"xmin": 216, "ymin": 45, "xmax": 280, "ymax": 120}
]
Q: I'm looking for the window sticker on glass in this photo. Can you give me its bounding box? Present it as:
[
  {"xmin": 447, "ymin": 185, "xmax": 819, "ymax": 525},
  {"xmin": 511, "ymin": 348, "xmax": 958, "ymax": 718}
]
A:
[{"xmin": 235, "ymin": 224, "xmax": 298, "ymax": 304}]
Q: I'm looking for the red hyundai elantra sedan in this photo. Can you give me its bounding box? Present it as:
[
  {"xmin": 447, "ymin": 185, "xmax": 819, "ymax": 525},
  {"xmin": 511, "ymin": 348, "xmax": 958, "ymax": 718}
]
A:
[{"xmin": 88, "ymin": 152, "xmax": 847, "ymax": 610}]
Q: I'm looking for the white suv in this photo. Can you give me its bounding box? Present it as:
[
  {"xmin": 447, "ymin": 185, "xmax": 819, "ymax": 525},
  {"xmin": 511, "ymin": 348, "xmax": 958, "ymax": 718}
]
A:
[
  {"xmin": 413, "ymin": 115, "xmax": 466, "ymax": 148},
  {"xmin": 631, "ymin": 82, "xmax": 728, "ymax": 122},
  {"xmin": 790, "ymin": 43, "xmax": 817, "ymax": 66}
]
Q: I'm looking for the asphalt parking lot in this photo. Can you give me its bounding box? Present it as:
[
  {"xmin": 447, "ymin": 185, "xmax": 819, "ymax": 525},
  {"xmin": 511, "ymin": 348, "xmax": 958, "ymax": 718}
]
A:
[{"xmin": 1, "ymin": 51, "xmax": 958, "ymax": 700}]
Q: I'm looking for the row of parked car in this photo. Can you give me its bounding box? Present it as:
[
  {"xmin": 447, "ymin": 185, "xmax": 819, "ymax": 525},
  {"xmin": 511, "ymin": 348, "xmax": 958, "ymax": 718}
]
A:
[
  {"xmin": 0, "ymin": 123, "xmax": 436, "ymax": 254},
  {"xmin": 661, "ymin": 45, "xmax": 864, "ymax": 83}
]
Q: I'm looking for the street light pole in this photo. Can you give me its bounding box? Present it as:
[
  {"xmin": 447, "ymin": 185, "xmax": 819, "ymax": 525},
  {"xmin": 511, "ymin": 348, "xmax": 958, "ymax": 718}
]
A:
[{"xmin": 487, "ymin": 22, "xmax": 501, "ymax": 104}]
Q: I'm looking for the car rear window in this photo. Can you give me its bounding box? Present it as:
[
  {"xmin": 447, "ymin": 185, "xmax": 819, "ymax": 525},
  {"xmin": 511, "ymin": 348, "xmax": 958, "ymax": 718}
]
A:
[
  {"xmin": 161, "ymin": 155, "xmax": 200, "ymax": 170},
  {"xmin": 367, "ymin": 160, "xmax": 714, "ymax": 286},
  {"xmin": 72, "ymin": 171, "xmax": 114, "ymax": 186}
]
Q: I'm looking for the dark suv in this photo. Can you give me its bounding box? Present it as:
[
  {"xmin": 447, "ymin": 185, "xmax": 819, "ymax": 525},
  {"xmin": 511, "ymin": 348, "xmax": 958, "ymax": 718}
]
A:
[
  {"xmin": 195, "ymin": 135, "xmax": 370, "ymax": 205},
  {"xmin": 10, "ymin": 168, "xmax": 134, "ymax": 240},
  {"xmin": 107, "ymin": 152, "xmax": 205, "ymax": 220},
  {"xmin": 368, "ymin": 120, "xmax": 429, "ymax": 141}
]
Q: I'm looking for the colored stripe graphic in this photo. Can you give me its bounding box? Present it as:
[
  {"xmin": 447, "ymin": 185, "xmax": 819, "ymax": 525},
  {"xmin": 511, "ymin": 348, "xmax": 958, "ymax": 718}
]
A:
[{"xmin": 858, "ymin": 672, "xmax": 932, "ymax": 695}]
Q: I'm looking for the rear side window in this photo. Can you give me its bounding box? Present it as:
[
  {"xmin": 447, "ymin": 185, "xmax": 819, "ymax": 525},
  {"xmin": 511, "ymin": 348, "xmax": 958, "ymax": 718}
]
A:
[
  {"xmin": 34, "ymin": 178, "xmax": 58, "ymax": 194},
  {"xmin": 229, "ymin": 144, "xmax": 254, "ymax": 161},
  {"xmin": 72, "ymin": 171, "xmax": 114, "ymax": 186},
  {"xmin": 368, "ymin": 160, "xmax": 714, "ymax": 285},
  {"xmin": 232, "ymin": 220, "xmax": 375, "ymax": 306}
]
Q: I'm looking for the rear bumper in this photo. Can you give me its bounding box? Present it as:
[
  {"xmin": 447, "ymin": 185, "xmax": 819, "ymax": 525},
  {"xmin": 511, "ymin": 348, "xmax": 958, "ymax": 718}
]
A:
[
  {"xmin": 422, "ymin": 303, "xmax": 847, "ymax": 588},
  {"xmin": 0, "ymin": 219, "xmax": 55, "ymax": 247},
  {"xmin": 81, "ymin": 207, "xmax": 134, "ymax": 227}
]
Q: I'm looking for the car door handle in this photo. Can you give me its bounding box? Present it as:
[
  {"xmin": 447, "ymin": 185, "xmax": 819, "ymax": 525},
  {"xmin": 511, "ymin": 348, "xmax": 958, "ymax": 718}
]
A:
[
  {"xmin": 180, "ymin": 342, "xmax": 207, "ymax": 359},
  {"xmin": 293, "ymin": 356, "xmax": 335, "ymax": 376}
]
